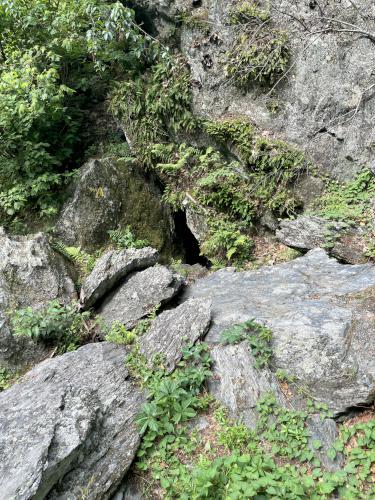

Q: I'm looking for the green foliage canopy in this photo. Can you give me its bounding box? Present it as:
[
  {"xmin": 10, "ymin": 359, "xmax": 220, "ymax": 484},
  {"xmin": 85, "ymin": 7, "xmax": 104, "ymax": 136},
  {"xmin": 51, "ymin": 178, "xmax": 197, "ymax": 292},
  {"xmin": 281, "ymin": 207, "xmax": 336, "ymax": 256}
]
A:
[{"xmin": 0, "ymin": 0, "xmax": 152, "ymax": 222}]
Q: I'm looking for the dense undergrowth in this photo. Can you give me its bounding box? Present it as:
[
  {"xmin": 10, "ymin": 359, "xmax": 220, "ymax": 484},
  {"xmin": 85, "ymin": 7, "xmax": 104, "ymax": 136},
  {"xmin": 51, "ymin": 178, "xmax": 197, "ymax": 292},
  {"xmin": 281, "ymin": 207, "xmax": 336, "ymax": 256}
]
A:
[{"xmin": 128, "ymin": 337, "xmax": 375, "ymax": 499}]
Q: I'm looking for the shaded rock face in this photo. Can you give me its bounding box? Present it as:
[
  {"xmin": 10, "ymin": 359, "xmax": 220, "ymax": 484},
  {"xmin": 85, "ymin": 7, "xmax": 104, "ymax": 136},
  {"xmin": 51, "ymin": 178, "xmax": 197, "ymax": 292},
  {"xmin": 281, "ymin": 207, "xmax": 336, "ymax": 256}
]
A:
[
  {"xmin": 54, "ymin": 158, "xmax": 174, "ymax": 253},
  {"xmin": 184, "ymin": 201, "xmax": 209, "ymax": 244},
  {"xmin": 140, "ymin": 298, "xmax": 211, "ymax": 371},
  {"xmin": 0, "ymin": 229, "xmax": 76, "ymax": 369},
  {"xmin": 276, "ymin": 215, "xmax": 368, "ymax": 264},
  {"xmin": 174, "ymin": 0, "xmax": 375, "ymax": 181},
  {"xmin": 0, "ymin": 342, "xmax": 144, "ymax": 500},
  {"xmin": 208, "ymin": 341, "xmax": 286, "ymax": 428},
  {"xmin": 182, "ymin": 249, "xmax": 375, "ymax": 413},
  {"xmin": 98, "ymin": 266, "xmax": 184, "ymax": 329},
  {"xmin": 80, "ymin": 247, "xmax": 159, "ymax": 309}
]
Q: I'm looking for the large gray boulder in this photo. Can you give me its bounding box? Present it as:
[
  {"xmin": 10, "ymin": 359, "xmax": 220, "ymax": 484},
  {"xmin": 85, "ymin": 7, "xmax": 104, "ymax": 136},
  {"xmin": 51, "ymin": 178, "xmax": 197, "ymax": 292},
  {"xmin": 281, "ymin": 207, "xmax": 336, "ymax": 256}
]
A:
[
  {"xmin": 182, "ymin": 249, "xmax": 375, "ymax": 413},
  {"xmin": 276, "ymin": 215, "xmax": 367, "ymax": 264},
  {"xmin": 0, "ymin": 229, "xmax": 76, "ymax": 370},
  {"xmin": 54, "ymin": 158, "xmax": 174, "ymax": 253},
  {"xmin": 98, "ymin": 266, "xmax": 184, "ymax": 330},
  {"xmin": 80, "ymin": 247, "xmax": 159, "ymax": 309},
  {"xmin": 140, "ymin": 298, "xmax": 211, "ymax": 371},
  {"xmin": 208, "ymin": 341, "xmax": 286, "ymax": 428},
  {"xmin": 0, "ymin": 342, "xmax": 144, "ymax": 500}
]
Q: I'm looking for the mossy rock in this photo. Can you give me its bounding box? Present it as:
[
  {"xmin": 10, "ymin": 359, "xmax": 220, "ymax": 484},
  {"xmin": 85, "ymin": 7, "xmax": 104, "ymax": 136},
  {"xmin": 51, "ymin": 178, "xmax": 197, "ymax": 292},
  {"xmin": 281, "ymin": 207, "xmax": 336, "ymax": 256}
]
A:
[{"xmin": 54, "ymin": 157, "xmax": 175, "ymax": 258}]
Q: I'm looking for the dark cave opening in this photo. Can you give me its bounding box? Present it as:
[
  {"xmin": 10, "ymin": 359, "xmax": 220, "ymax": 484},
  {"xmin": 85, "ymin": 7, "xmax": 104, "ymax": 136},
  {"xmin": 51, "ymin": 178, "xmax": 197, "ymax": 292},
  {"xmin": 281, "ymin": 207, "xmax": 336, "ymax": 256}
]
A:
[{"xmin": 173, "ymin": 211, "xmax": 210, "ymax": 266}]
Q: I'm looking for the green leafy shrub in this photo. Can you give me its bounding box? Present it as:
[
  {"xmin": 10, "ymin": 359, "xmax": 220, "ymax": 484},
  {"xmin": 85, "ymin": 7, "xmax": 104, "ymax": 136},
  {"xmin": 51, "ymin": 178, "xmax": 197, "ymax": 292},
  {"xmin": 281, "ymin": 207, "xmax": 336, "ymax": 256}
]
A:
[
  {"xmin": 10, "ymin": 300, "xmax": 90, "ymax": 351},
  {"xmin": 220, "ymin": 319, "xmax": 272, "ymax": 368},
  {"xmin": 201, "ymin": 219, "xmax": 253, "ymax": 267},
  {"xmin": 0, "ymin": 0, "xmax": 152, "ymax": 223},
  {"xmin": 135, "ymin": 343, "xmax": 212, "ymax": 443},
  {"xmin": 109, "ymin": 56, "xmax": 196, "ymax": 159},
  {"xmin": 108, "ymin": 226, "xmax": 149, "ymax": 249}
]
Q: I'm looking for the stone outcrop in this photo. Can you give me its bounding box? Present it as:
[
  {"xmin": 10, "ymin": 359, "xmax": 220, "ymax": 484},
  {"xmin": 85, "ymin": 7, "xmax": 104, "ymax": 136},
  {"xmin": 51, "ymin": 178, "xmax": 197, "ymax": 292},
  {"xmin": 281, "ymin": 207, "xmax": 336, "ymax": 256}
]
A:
[
  {"xmin": 276, "ymin": 215, "xmax": 367, "ymax": 264},
  {"xmin": 0, "ymin": 342, "xmax": 144, "ymax": 500},
  {"xmin": 182, "ymin": 249, "xmax": 375, "ymax": 413},
  {"xmin": 80, "ymin": 247, "xmax": 159, "ymax": 309},
  {"xmin": 140, "ymin": 298, "xmax": 211, "ymax": 371},
  {"xmin": 98, "ymin": 266, "xmax": 184, "ymax": 329},
  {"xmin": 54, "ymin": 158, "xmax": 174, "ymax": 253},
  {"xmin": 0, "ymin": 229, "xmax": 76, "ymax": 369}
]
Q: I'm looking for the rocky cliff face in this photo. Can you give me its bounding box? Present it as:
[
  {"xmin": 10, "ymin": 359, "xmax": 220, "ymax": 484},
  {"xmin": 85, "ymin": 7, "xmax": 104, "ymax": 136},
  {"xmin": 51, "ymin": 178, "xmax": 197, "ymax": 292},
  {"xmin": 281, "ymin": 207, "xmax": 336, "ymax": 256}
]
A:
[
  {"xmin": 1, "ymin": 1, "xmax": 375, "ymax": 498},
  {"xmin": 145, "ymin": 0, "xmax": 375, "ymax": 181}
]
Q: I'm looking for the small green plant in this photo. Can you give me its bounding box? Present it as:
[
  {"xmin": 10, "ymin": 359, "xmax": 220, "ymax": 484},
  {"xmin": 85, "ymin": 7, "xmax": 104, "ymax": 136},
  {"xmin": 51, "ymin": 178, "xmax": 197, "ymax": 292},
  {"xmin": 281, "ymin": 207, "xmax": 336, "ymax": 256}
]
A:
[
  {"xmin": 10, "ymin": 300, "xmax": 90, "ymax": 351},
  {"xmin": 51, "ymin": 241, "xmax": 96, "ymax": 276},
  {"xmin": 275, "ymin": 368, "xmax": 296, "ymax": 383},
  {"xmin": 220, "ymin": 319, "xmax": 272, "ymax": 368},
  {"xmin": 178, "ymin": 9, "xmax": 211, "ymax": 35},
  {"xmin": 169, "ymin": 258, "xmax": 189, "ymax": 278},
  {"xmin": 108, "ymin": 226, "xmax": 149, "ymax": 250},
  {"xmin": 228, "ymin": 0, "xmax": 270, "ymax": 24},
  {"xmin": 104, "ymin": 308, "xmax": 157, "ymax": 346},
  {"xmin": 315, "ymin": 168, "xmax": 375, "ymax": 224},
  {"xmin": 104, "ymin": 321, "xmax": 137, "ymax": 345},
  {"xmin": 0, "ymin": 366, "xmax": 18, "ymax": 392}
]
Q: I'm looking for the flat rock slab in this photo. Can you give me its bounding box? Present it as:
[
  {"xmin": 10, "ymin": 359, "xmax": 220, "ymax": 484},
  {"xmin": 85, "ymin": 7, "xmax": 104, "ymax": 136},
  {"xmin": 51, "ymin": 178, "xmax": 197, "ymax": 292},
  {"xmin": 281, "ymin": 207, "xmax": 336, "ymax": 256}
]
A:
[
  {"xmin": 0, "ymin": 342, "xmax": 144, "ymax": 500},
  {"xmin": 140, "ymin": 298, "xmax": 211, "ymax": 372},
  {"xmin": 0, "ymin": 228, "xmax": 76, "ymax": 370},
  {"xmin": 182, "ymin": 249, "xmax": 375, "ymax": 413},
  {"xmin": 98, "ymin": 266, "xmax": 184, "ymax": 330},
  {"xmin": 208, "ymin": 342, "xmax": 286, "ymax": 429},
  {"xmin": 80, "ymin": 247, "xmax": 159, "ymax": 309}
]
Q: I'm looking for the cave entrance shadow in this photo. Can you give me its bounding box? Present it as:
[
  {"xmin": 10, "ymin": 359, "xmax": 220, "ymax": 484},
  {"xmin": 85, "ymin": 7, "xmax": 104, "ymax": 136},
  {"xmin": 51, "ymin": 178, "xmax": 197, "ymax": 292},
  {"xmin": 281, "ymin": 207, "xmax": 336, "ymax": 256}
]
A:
[{"xmin": 173, "ymin": 211, "xmax": 210, "ymax": 267}]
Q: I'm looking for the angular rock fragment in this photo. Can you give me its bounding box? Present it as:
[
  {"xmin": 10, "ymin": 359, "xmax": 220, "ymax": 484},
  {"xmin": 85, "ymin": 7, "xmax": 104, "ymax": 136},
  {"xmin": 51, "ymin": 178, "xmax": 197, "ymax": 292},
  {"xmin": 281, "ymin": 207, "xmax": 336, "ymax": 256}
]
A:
[
  {"xmin": 307, "ymin": 415, "xmax": 344, "ymax": 472},
  {"xmin": 140, "ymin": 298, "xmax": 211, "ymax": 372},
  {"xmin": 208, "ymin": 341, "xmax": 286, "ymax": 428},
  {"xmin": 80, "ymin": 247, "xmax": 159, "ymax": 309},
  {"xmin": 54, "ymin": 158, "xmax": 174, "ymax": 252},
  {"xmin": 276, "ymin": 215, "xmax": 367, "ymax": 264},
  {"xmin": 98, "ymin": 266, "xmax": 184, "ymax": 330}
]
